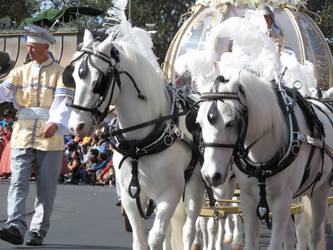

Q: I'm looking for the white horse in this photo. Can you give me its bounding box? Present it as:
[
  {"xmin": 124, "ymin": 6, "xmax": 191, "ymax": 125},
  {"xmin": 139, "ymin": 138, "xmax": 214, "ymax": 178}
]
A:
[
  {"xmin": 66, "ymin": 29, "xmax": 205, "ymax": 249},
  {"xmin": 192, "ymin": 169, "xmax": 244, "ymax": 250},
  {"xmin": 196, "ymin": 71, "xmax": 333, "ymax": 250}
]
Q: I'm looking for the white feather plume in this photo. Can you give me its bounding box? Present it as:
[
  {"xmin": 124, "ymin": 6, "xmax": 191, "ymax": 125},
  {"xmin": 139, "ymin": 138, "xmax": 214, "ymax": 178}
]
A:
[
  {"xmin": 282, "ymin": 57, "xmax": 317, "ymax": 97},
  {"xmin": 105, "ymin": 0, "xmax": 161, "ymax": 75},
  {"xmin": 213, "ymin": 16, "xmax": 280, "ymax": 81},
  {"xmin": 174, "ymin": 48, "xmax": 218, "ymax": 91}
]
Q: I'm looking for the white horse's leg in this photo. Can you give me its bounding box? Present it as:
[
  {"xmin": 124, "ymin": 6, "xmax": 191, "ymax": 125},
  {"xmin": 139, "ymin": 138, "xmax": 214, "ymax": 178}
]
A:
[
  {"xmin": 215, "ymin": 218, "xmax": 226, "ymax": 250},
  {"xmin": 163, "ymin": 224, "xmax": 172, "ymax": 250},
  {"xmin": 309, "ymin": 183, "xmax": 329, "ymax": 250},
  {"xmin": 224, "ymin": 216, "xmax": 233, "ymax": 244},
  {"xmin": 121, "ymin": 193, "xmax": 148, "ymax": 250},
  {"xmin": 114, "ymin": 154, "xmax": 148, "ymax": 250},
  {"xmin": 170, "ymin": 201, "xmax": 186, "ymax": 250},
  {"xmin": 231, "ymin": 215, "xmax": 243, "ymax": 250},
  {"xmin": 207, "ymin": 217, "xmax": 218, "ymax": 250},
  {"xmin": 268, "ymin": 195, "xmax": 292, "ymax": 250},
  {"xmin": 199, "ymin": 216, "xmax": 209, "ymax": 250},
  {"xmin": 283, "ymin": 216, "xmax": 297, "ymax": 250},
  {"xmin": 191, "ymin": 218, "xmax": 203, "ymax": 250},
  {"xmin": 295, "ymin": 211, "xmax": 309, "ymax": 250},
  {"xmin": 148, "ymin": 191, "xmax": 181, "ymax": 250},
  {"xmin": 239, "ymin": 191, "xmax": 260, "ymax": 250},
  {"xmin": 183, "ymin": 168, "xmax": 205, "ymax": 250}
]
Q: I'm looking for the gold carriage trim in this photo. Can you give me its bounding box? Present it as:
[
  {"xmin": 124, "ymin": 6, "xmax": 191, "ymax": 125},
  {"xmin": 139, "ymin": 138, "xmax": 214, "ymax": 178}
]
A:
[
  {"xmin": 195, "ymin": 0, "xmax": 307, "ymax": 9},
  {"xmin": 199, "ymin": 196, "xmax": 333, "ymax": 218},
  {"xmin": 163, "ymin": 0, "xmax": 332, "ymax": 89}
]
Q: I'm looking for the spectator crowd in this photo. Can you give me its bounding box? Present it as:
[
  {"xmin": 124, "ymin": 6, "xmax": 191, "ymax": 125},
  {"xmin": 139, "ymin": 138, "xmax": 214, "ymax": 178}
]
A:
[{"xmin": 0, "ymin": 109, "xmax": 116, "ymax": 188}]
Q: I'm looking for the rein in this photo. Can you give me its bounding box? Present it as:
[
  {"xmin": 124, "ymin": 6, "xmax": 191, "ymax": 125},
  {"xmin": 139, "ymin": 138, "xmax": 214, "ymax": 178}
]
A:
[
  {"xmin": 109, "ymin": 85, "xmax": 202, "ymax": 219},
  {"xmin": 199, "ymin": 75, "xmax": 332, "ymax": 228},
  {"xmin": 65, "ymin": 44, "xmax": 146, "ymax": 123}
]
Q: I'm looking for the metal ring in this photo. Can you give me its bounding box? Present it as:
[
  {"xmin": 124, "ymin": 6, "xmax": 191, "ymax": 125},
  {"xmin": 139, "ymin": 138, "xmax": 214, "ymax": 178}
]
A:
[{"xmin": 164, "ymin": 135, "xmax": 174, "ymax": 146}]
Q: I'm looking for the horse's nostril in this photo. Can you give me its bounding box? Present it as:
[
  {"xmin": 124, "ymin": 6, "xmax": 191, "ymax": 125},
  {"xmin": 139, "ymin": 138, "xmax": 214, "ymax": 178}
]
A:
[
  {"xmin": 78, "ymin": 123, "xmax": 84, "ymax": 131},
  {"xmin": 212, "ymin": 172, "xmax": 221, "ymax": 183},
  {"xmin": 74, "ymin": 123, "xmax": 85, "ymax": 134}
]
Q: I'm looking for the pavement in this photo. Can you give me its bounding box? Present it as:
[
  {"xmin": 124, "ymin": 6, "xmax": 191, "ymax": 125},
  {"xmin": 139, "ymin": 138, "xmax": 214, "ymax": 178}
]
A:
[
  {"xmin": 0, "ymin": 180, "xmax": 331, "ymax": 250},
  {"xmin": 0, "ymin": 180, "xmax": 134, "ymax": 249}
]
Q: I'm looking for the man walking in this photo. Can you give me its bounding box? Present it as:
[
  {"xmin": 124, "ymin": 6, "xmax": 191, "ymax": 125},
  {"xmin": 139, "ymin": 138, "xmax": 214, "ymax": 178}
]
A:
[{"xmin": 0, "ymin": 24, "xmax": 74, "ymax": 246}]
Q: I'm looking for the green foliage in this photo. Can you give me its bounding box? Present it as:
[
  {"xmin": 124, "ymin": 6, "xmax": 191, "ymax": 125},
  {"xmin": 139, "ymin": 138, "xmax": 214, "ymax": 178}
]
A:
[
  {"xmin": 2, "ymin": 0, "xmax": 331, "ymax": 62},
  {"xmin": 46, "ymin": 0, "xmax": 112, "ymax": 10},
  {"xmin": 0, "ymin": 0, "xmax": 40, "ymax": 24},
  {"xmin": 307, "ymin": 0, "xmax": 333, "ymax": 51},
  {"xmin": 128, "ymin": 0, "xmax": 196, "ymax": 64}
]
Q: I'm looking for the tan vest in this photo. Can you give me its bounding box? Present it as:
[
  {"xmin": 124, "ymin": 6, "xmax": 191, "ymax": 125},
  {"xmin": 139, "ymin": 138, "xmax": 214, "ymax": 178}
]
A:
[{"xmin": 2, "ymin": 57, "xmax": 74, "ymax": 151}]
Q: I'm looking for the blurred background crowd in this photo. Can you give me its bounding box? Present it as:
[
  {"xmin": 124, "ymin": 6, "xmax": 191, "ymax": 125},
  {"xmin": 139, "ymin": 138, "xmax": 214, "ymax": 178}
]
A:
[{"xmin": 0, "ymin": 108, "xmax": 116, "ymax": 189}]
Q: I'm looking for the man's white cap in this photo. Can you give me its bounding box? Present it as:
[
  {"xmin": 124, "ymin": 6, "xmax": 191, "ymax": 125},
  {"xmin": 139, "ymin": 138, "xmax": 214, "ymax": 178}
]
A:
[{"xmin": 24, "ymin": 24, "xmax": 56, "ymax": 45}]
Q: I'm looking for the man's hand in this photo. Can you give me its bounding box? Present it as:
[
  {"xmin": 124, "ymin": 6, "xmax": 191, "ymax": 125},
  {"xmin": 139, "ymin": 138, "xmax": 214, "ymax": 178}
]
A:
[{"xmin": 43, "ymin": 123, "xmax": 58, "ymax": 138}]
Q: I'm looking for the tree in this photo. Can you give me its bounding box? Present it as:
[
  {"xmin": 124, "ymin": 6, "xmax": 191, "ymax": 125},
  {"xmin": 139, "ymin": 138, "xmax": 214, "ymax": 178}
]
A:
[
  {"xmin": 307, "ymin": 0, "xmax": 333, "ymax": 51},
  {"xmin": 125, "ymin": 0, "xmax": 196, "ymax": 64},
  {"xmin": 0, "ymin": 0, "xmax": 41, "ymax": 24},
  {"xmin": 44, "ymin": 0, "xmax": 112, "ymax": 11},
  {"xmin": 3, "ymin": 0, "xmax": 330, "ymax": 61}
]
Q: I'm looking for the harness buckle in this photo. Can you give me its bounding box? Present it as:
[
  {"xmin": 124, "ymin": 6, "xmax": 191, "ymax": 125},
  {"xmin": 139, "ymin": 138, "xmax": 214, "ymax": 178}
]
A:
[
  {"xmin": 174, "ymin": 127, "xmax": 181, "ymax": 137},
  {"xmin": 262, "ymin": 170, "xmax": 273, "ymax": 177},
  {"xmin": 292, "ymin": 145, "xmax": 300, "ymax": 155},
  {"xmin": 164, "ymin": 134, "xmax": 174, "ymax": 146},
  {"xmin": 136, "ymin": 147, "xmax": 147, "ymax": 156},
  {"xmin": 294, "ymin": 132, "xmax": 306, "ymax": 144}
]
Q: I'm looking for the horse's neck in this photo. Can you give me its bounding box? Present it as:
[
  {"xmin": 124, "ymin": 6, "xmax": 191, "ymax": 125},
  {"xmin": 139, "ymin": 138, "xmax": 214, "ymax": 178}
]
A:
[
  {"xmin": 245, "ymin": 129, "xmax": 282, "ymax": 162},
  {"xmin": 245, "ymin": 105, "xmax": 287, "ymax": 163},
  {"xmin": 115, "ymin": 79, "xmax": 169, "ymax": 141}
]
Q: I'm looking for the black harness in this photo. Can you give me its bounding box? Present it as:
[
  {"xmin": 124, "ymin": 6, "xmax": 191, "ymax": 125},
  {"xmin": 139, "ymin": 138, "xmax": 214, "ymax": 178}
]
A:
[
  {"xmin": 63, "ymin": 42, "xmax": 201, "ymax": 219},
  {"xmin": 199, "ymin": 75, "xmax": 330, "ymax": 229},
  {"xmin": 63, "ymin": 43, "xmax": 146, "ymax": 123},
  {"xmin": 108, "ymin": 85, "xmax": 202, "ymax": 219}
]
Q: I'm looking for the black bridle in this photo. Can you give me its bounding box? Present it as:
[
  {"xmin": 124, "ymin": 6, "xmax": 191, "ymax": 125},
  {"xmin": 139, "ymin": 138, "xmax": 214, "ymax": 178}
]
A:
[
  {"xmin": 199, "ymin": 76, "xmax": 248, "ymax": 152},
  {"xmin": 64, "ymin": 42, "xmax": 146, "ymax": 123}
]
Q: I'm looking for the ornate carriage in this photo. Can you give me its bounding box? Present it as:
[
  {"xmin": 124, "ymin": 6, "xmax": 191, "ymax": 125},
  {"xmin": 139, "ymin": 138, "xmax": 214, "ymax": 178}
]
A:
[{"xmin": 163, "ymin": 0, "xmax": 333, "ymax": 90}]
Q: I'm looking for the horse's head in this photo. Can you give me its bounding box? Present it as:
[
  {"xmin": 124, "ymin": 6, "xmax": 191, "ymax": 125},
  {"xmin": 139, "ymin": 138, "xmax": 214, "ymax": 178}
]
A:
[
  {"xmin": 65, "ymin": 30, "xmax": 120, "ymax": 137},
  {"xmin": 197, "ymin": 75, "xmax": 247, "ymax": 187}
]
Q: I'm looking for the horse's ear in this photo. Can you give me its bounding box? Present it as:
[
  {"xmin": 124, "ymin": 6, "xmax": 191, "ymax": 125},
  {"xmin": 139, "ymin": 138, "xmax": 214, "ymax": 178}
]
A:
[
  {"xmin": 83, "ymin": 29, "xmax": 94, "ymax": 47},
  {"xmin": 96, "ymin": 35, "xmax": 113, "ymax": 56},
  {"xmin": 238, "ymin": 84, "xmax": 247, "ymax": 107},
  {"xmin": 238, "ymin": 84, "xmax": 245, "ymax": 97}
]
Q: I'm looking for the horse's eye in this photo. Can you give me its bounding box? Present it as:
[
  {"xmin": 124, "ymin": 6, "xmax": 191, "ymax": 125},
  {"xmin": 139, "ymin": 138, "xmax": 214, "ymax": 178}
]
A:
[{"xmin": 225, "ymin": 121, "xmax": 235, "ymax": 128}]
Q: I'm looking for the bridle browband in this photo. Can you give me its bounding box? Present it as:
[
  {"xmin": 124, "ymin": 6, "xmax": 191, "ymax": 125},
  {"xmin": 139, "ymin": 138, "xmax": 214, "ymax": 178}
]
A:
[
  {"xmin": 199, "ymin": 76, "xmax": 248, "ymax": 150},
  {"xmin": 65, "ymin": 42, "xmax": 146, "ymax": 123}
]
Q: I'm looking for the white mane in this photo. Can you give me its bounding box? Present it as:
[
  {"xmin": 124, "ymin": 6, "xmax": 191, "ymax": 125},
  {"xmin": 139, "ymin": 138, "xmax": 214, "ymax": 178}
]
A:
[
  {"xmin": 214, "ymin": 71, "xmax": 288, "ymax": 154},
  {"xmin": 237, "ymin": 71, "xmax": 288, "ymax": 152},
  {"xmin": 115, "ymin": 41, "xmax": 168, "ymax": 117},
  {"xmin": 103, "ymin": 0, "xmax": 167, "ymax": 117},
  {"xmin": 105, "ymin": 0, "xmax": 161, "ymax": 76}
]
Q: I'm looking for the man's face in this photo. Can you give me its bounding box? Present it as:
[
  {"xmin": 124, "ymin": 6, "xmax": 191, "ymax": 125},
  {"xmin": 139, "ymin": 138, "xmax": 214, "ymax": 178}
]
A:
[
  {"xmin": 264, "ymin": 15, "xmax": 274, "ymax": 29},
  {"xmin": 26, "ymin": 42, "xmax": 48, "ymax": 61}
]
